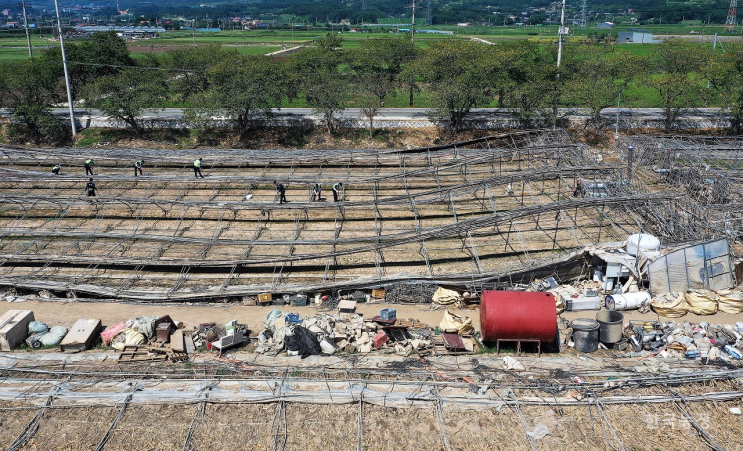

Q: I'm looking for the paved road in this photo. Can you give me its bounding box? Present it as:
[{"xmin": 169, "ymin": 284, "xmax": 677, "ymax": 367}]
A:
[
  {"xmin": 0, "ymin": 107, "xmax": 726, "ymax": 119},
  {"xmin": 0, "ymin": 107, "xmax": 730, "ymax": 128}
]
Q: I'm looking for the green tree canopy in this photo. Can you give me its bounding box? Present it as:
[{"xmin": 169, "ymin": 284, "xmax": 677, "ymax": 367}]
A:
[
  {"xmin": 160, "ymin": 44, "xmax": 234, "ymax": 103},
  {"xmin": 647, "ymin": 39, "xmax": 712, "ymax": 133},
  {"xmin": 708, "ymin": 43, "xmax": 743, "ymax": 134},
  {"xmin": 40, "ymin": 31, "xmax": 134, "ymax": 100},
  {"xmin": 199, "ymin": 55, "xmax": 296, "ymax": 137},
  {"xmin": 408, "ymin": 40, "xmax": 494, "ymax": 133},
  {"xmin": 0, "ymin": 60, "xmax": 66, "ymax": 143},
  {"xmin": 83, "ymin": 67, "xmax": 168, "ymax": 137},
  {"xmin": 563, "ymin": 44, "xmax": 645, "ymax": 129}
]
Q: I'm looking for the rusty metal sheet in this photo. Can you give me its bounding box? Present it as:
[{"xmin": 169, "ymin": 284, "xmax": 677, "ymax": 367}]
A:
[{"xmin": 442, "ymin": 333, "xmax": 465, "ymax": 351}]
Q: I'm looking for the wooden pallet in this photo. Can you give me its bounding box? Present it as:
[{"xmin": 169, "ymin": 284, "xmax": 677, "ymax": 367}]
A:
[
  {"xmin": 118, "ymin": 346, "xmax": 167, "ymax": 362},
  {"xmin": 431, "ymin": 335, "xmax": 448, "ymax": 355},
  {"xmin": 168, "ymin": 351, "xmax": 190, "ymax": 362}
]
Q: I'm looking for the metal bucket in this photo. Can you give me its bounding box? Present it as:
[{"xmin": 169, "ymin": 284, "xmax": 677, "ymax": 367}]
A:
[
  {"xmin": 596, "ymin": 310, "xmax": 624, "ymax": 344},
  {"xmin": 571, "ymin": 319, "xmax": 600, "ymax": 353}
]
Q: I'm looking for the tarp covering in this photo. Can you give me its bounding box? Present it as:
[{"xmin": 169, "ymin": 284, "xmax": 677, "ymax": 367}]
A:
[
  {"xmin": 111, "ymin": 328, "xmax": 147, "ymax": 350},
  {"xmin": 439, "ymin": 311, "xmax": 474, "ymax": 335},
  {"xmin": 432, "ymin": 287, "xmax": 462, "ymax": 306}
]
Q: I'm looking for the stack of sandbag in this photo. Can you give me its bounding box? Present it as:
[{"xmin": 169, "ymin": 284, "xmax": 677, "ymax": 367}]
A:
[
  {"xmin": 651, "ymin": 289, "xmax": 743, "ymax": 317},
  {"xmin": 716, "ymin": 289, "xmax": 743, "ymax": 314},
  {"xmin": 25, "ymin": 321, "xmax": 68, "ymax": 349},
  {"xmin": 650, "ymin": 292, "xmax": 688, "ymax": 317}
]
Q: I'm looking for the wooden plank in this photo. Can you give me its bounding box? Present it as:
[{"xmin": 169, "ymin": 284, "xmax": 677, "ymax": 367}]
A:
[
  {"xmin": 184, "ymin": 335, "xmax": 195, "ymax": 355},
  {"xmin": 170, "ymin": 329, "xmax": 184, "ymax": 352}
]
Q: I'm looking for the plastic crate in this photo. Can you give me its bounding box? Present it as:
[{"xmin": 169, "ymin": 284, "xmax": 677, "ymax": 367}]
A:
[
  {"xmin": 258, "ymin": 293, "xmax": 272, "ymax": 303},
  {"xmin": 286, "ymin": 313, "xmax": 302, "ymax": 325},
  {"xmin": 291, "ymin": 294, "xmax": 308, "ymax": 306},
  {"xmin": 291, "ymin": 298, "xmax": 307, "ymax": 307},
  {"xmin": 372, "ymin": 289, "xmax": 386, "ymax": 299},
  {"xmin": 373, "ymin": 331, "xmax": 388, "ymax": 349},
  {"xmin": 380, "ymin": 308, "xmax": 396, "ymax": 321}
]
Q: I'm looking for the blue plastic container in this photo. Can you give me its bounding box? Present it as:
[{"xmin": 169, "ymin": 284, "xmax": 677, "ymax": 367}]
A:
[
  {"xmin": 380, "ymin": 308, "xmax": 396, "ymax": 321},
  {"xmin": 286, "ymin": 313, "xmax": 302, "ymax": 325}
]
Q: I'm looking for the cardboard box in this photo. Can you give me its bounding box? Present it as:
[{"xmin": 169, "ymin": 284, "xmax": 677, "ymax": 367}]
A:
[
  {"xmin": 338, "ymin": 300, "xmax": 357, "ymax": 313},
  {"xmin": 372, "ymin": 289, "xmax": 386, "ymax": 299}
]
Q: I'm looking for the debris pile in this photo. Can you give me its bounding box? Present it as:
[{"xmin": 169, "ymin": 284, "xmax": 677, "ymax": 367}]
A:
[
  {"xmin": 623, "ymin": 319, "xmax": 743, "ymax": 361},
  {"xmin": 385, "ymin": 283, "xmax": 438, "ymax": 304},
  {"xmin": 252, "ymin": 308, "xmax": 474, "ymax": 357}
]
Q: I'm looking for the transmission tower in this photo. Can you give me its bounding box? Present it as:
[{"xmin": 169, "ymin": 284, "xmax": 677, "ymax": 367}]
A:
[
  {"xmin": 362, "ymin": 0, "xmax": 366, "ymax": 11},
  {"xmin": 426, "ymin": 0, "xmax": 431, "ymax": 25},
  {"xmin": 581, "ymin": 0, "xmax": 587, "ymax": 28},
  {"xmin": 726, "ymin": 0, "xmax": 737, "ymax": 33}
]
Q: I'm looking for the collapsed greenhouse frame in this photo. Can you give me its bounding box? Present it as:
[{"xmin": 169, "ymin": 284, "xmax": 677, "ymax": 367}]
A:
[{"xmin": 0, "ymin": 129, "xmax": 731, "ymax": 302}]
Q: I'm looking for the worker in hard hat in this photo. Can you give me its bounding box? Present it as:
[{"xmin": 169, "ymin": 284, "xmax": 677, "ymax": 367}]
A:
[
  {"xmin": 52, "ymin": 163, "xmax": 61, "ymax": 175},
  {"xmin": 85, "ymin": 178, "xmax": 97, "ymax": 197},
  {"xmin": 193, "ymin": 157, "xmax": 203, "ymax": 178},
  {"xmin": 84, "ymin": 158, "xmax": 94, "ymax": 175}
]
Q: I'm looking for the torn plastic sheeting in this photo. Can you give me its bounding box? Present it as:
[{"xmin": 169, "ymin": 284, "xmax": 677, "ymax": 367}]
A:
[
  {"xmin": 263, "ymin": 309, "xmax": 284, "ymax": 330},
  {"xmin": 0, "ymin": 380, "xmax": 741, "ymax": 408},
  {"xmin": 582, "ymin": 241, "xmax": 647, "ymax": 279},
  {"xmin": 648, "ymin": 238, "xmax": 733, "ymax": 295},
  {"xmin": 527, "ymin": 423, "xmax": 551, "ymax": 440}
]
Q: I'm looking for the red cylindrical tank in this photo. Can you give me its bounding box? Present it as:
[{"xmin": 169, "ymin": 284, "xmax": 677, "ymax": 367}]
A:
[{"xmin": 480, "ymin": 291, "xmax": 557, "ymax": 342}]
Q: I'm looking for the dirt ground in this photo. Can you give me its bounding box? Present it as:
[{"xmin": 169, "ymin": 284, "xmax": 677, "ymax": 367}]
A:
[{"xmin": 3, "ymin": 299, "xmax": 743, "ymax": 339}]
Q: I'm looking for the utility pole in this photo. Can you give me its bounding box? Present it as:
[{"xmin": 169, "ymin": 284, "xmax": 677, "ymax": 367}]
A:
[
  {"xmin": 20, "ymin": 1, "xmax": 32, "ymax": 59},
  {"xmin": 726, "ymin": 0, "xmax": 737, "ymax": 33},
  {"xmin": 614, "ymin": 92, "xmax": 621, "ymax": 140},
  {"xmin": 426, "ymin": 0, "xmax": 432, "ymax": 26},
  {"xmin": 411, "ymin": 0, "xmax": 416, "ymax": 43},
  {"xmin": 53, "ymin": 0, "xmax": 76, "ymax": 135},
  {"xmin": 581, "ymin": 0, "xmax": 587, "ymax": 28},
  {"xmin": 556, "ymin": 0, "xmax": 567, "ymax": 69},
  {"xmin": 554, "ymin": 0, "xmax": 568, "ymax": 123}
]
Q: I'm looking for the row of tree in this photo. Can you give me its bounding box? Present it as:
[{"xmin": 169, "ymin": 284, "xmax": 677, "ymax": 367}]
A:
[{"xmin": 2, "ymin": 32, "xmax": 743, "ymax": 143}]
